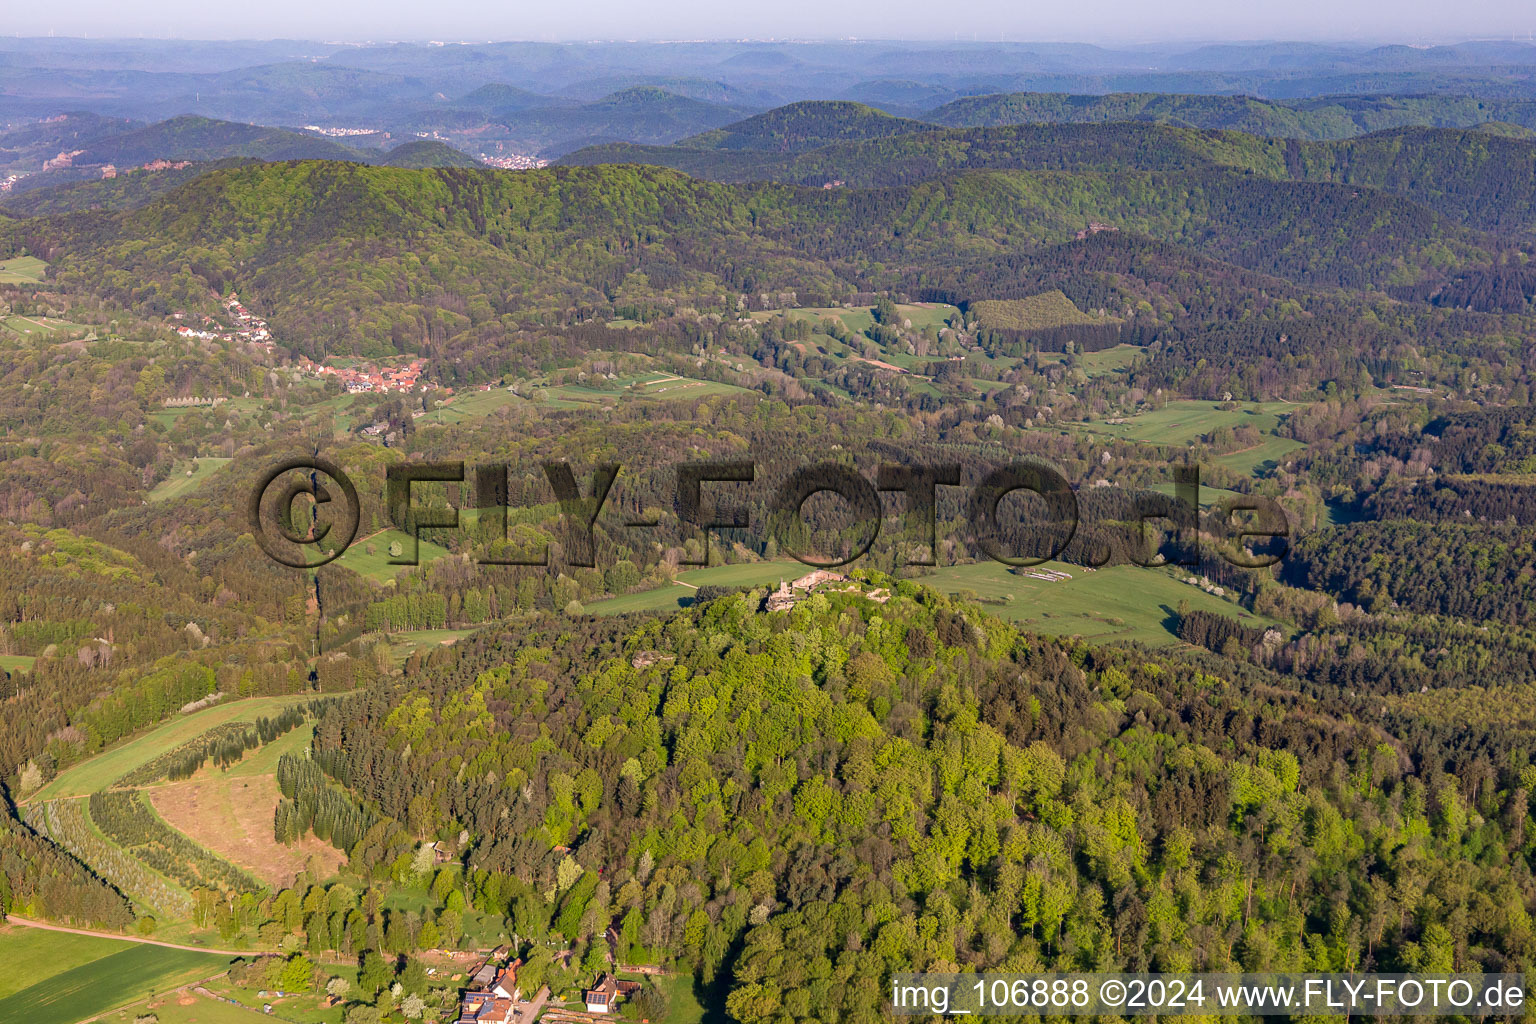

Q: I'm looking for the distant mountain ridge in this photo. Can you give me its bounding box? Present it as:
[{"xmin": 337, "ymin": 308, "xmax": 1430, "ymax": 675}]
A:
[
  {"xmin": 927, "ymin": 91, "xmax": 1536, "ymax": 139},
  {"xmin": 564, "ymin": 115, "xmax": 1536, "ymax": 235},
  {"xmin": 678, "ymin": 100, "xmax": 936, "ymax": 151}
]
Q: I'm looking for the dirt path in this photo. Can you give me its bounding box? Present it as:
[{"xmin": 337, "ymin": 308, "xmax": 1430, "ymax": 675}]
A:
[{"xmin": 4, "ymin": 914, "xmax": 248, "ymax": 956}]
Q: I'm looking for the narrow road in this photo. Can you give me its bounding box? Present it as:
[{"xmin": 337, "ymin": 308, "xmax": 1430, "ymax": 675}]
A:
[{"xmin": 3, "ymin": 914, "xmax": 248, "ymax": 956}]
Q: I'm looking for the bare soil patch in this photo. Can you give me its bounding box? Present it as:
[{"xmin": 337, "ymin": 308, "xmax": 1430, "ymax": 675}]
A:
[{"xmin": 147, "ymin": 772, "xmax": 345, "ymax": 887}]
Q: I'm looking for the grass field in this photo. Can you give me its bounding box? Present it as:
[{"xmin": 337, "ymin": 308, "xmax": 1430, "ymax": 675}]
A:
[
  {"xmin": 1078, "ymin": 344, "xmax": 1147, "ymax": 375},
  {"xmin": 148, "ymin": 397, "xmax": 264, "ymax": 431},
  {"xmin": 1207, "ymin": 434, "xmax": 1306, "ymax": 477},
  {"xmin": 148, "ymin": 457, "xmax": 233, "ymax": 503},
  {"xmin": 0, "ymin": 255, "xmax": 47, "ymax": 283},
  {"xmin": 0, "ymin": 925, "xmax": 139, "ymax": 1000},
  {"xmin": 0, "ymin": 939, "xmax": 234, "ymax": 1024},
  {"xmin": 0, "ymin": 653, "xmax": 34, "ymax": 674},
  {"xmin": 107, "ymin": 991, "xmax": 275, "ymax": 1024},
  {"xmin": 1077, "ymin": 400, "xmax": 1294, "ymax": 447},
  {"xmin": 148, "ymin": 766, "xmax": 345, "ymax": 888},
  {"xmin": 329, "ymin": 528, "xmax": 453, "ymax": 582},
  {"xmin": 2, "ymin": 314, "xmax": 85, "ymax": 337},
  {"xmin": 586, "ymin": 561, "xmax": 806, "ymax": 616},
  {"xmin": 651, "ymin": 972, "xmax": 713, "ymax": 1024},
  {"xmin": 923, "ymin": 560, "xmax": 1278, "ymax": 646},
  {"xmin": 416, "ymin": 386, "xmax": 526, "ymax": 426},
  {"xmin": 537, "ymin": 371, "xmax": 755, "ymax": 409},
  {"xmin": 385, "ymin": 627, "xmax": 480, "ymax": 663},
  {"xmin": 31, "ymin": 695, "xmax": 318, "ymax": 802}
]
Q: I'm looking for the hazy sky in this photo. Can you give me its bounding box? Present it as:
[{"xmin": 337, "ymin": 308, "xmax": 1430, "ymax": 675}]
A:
[{"xmin": 8, "ymin": 0, "xmax": 1535, "ymax": 46}]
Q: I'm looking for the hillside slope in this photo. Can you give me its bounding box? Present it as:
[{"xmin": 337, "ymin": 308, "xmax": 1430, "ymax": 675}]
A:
[
  {"xmin": 679, "ymin": 100, "xmax": 937, "ymax": 151},
  {"xmin": 24, "ymin": 157, "xmax": 1502, "ymax": 354}
]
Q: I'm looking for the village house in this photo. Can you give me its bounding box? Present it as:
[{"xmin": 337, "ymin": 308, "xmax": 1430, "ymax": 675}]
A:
[
  {"xmin": 583, "ymin": 974, "xmax": 641, "ymax": 1014},
  {"xmin": 490, "ymin": 959, "xmax": 522, "ymax": 1001},
  {"xmin": 457, "ymin": 950, "xmax": 522, "ymax": 1024},
  {"xmin": 456, "ymin": 991, "xmax": 514, "ymax": 1024}
]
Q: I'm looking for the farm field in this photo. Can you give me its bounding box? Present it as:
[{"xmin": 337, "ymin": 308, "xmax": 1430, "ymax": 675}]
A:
[
  {"xmin": 0, "ymin": 925, "xmax": 137, "ymax": 1000},
  {"xmin": 147, "ymin": 767, "xmax": 345, "ymax": 888},
  {"xmin": 417, "ymin": 386, "xmax": 525, "ymax": 425},
  {"xmin": 30, "ymin": 695, "xmax": 319, "ymax": 801},
  {"xmin": 0, "ymin": 653, "xmax": 34, "ymax": 673},
  {"xmin": 2, "ymin": 313, "xmax": 86, "ymax": 337},
  {"xmin": 0, "ymin": 254, "xmax": 47, "ymax": 283},
  {"xmin": 107, "ymin": 991, "xmax": 276, "ymax": 1024},
  {"xmin": 0, "ymin": 939, "xmax": 235, "ymax": 1024},
  {"xmin": 921, "ymin": 560, "xmax": 1279, "ymax": 646},
  {"xmin": 148, "ymin": 457, "xmax": 233, "ymax": 503},
  {"xmin": 27, "ymin": 795, "xmax": 195, "ymax": 917},
  {"xmin": 586, "ymin": 561, "xmax": 805, "ymax": 616}
]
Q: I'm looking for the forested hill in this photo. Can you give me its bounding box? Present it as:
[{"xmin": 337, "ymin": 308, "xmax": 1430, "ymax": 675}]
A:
[
  {"xmin": 305, "ymin": 579, "xmax": 1536, "ymax": 1021},
  {"xmin": 564, "ymin": 121, "xmax": 1536, "ymax": 236},
  {"xmin": 75, "ymin": 115, "xmax": 370, "ymax": 166},
  {"xmin": 0, "ymin": 158, "xmax": 256, "ymax": 216},
  {"xmin": 379, "ymin": 140, "xmax": 485, "ymax": 169},
  {"xmin": 926, "ymin": 90, "xmax": 1536, "ymax": 138},
  {"xmin": 678, "ymin": 100, "xmax": 937, "ymax": 151},
  {"xmin": 12, "ymin": 157, "xmax": 1504, "ymax": 354}
]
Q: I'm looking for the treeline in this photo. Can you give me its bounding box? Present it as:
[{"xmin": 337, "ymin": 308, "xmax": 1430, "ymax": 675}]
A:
[
  {"xmin": 1177, "ymin": 609, "xmax": 1270, "ymax": 654},
  {"xmin": 88, "ymin": 789, "xmax": 261, "ymax": 894},
  {"xmin": 117, "ymin": 703, "xmax": 318, "ymax": 785},
  {"xmin": 31, "ymin": 797, "xmax": 192, "ymax": 917},
  {"xmin": 363, "ymin": 592, "xmax": 448, "ymax": 633},
  {"xmin": 1286, "ymin": 520, "xmax": 1536, "ymax": 623},
  {"xmin": 0, "ymin": 810, "xmax": 134, "ymax": 929},
  {"xmin": 75, "ymin": 663, "xmax": 217, "ymax": 750},
  {"xmin": 274, "ymin": 753, "xmax": 379, "ymax": 855},
  {"xmin": 1367, "ymin": 476, "xmax": 1536, "ymax": 526}
]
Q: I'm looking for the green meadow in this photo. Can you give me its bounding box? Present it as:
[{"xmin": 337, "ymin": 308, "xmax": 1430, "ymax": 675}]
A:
[
  {"xmin": 148, "ymin": 457, "xmax": 233, "ymax": 503},
  {"xmin": 970, "ymin": 291, "xmax": 1115, "ymax": 331},
  {"xmin": 31, "ymin": 694, "xmax": 318, "ymax": 801},
  {"xmin": 586, "ymin": 561, "xmax": 806, "ymax": 616},
  {"xmin": 922, "ymin": 560, "xmax": 1279, "ymax": 647},
  {"xmin": 1077, "ymin": 400, "xmax": 1294, "ymax": 447},
  {"xmin": 385, "ymin": 627, "xmax": 480, "ymax": 664},
  {"xmin": 0, "ymin": 255, "xmax": 47, "ymax": 284},
  {"xmin": 0, "ymin": 925, "xmax": 136, "ymax": 1000},
  {"xmin": 0, "ymin": 939, "xmax": 234, "ymax": 1024},
  {"xmin": 2, "ymin": 314, "xmax": 86, "ymax": 338},
  {"xmin": 329, "ymin": 528, "xmax": 453, "ymax": 583},
  {"xmin": 1208, "ymin": 433, "xmax": 1306, "ymax": 476}
]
